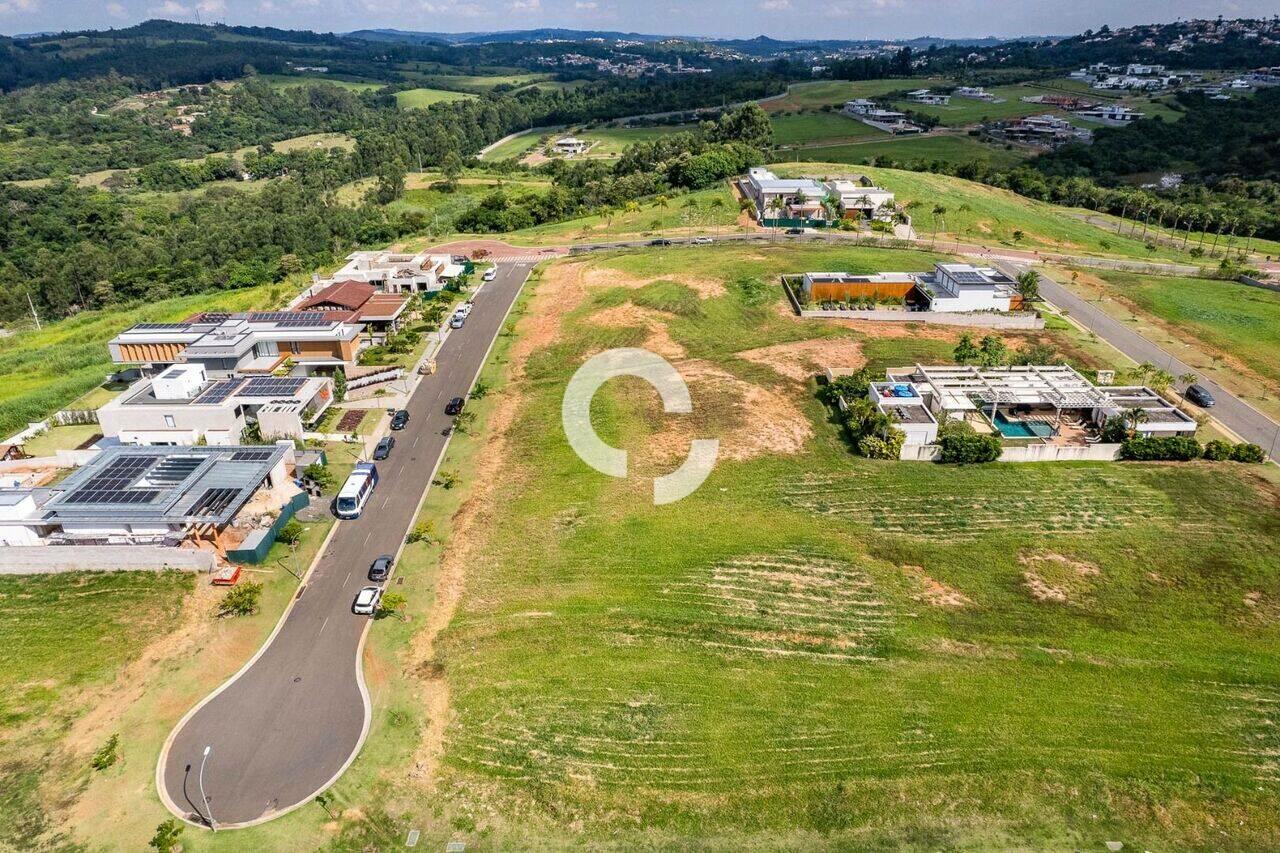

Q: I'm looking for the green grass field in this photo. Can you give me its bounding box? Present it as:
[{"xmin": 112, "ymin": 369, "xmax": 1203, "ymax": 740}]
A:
[
  {"xmin": 773, "ymin": 135, "xmax": 1029, "ymax": 169},
  {"xmin": 256, "ymin": 74, "xmax": 384, "ymax": 92},
  {"xmin": 0, "ymin": 282, "xmax": 282, "ymax": 438},
  {"xmin": 416, "ymin": 73, "xmax": 553, "ymax": 93},
  {"xmin": 393, "ymin": 87, "xmax": 477, "ymax": 109},
  {"xmin": 415, "ymin": 246, "xmax": 1280, "ymax": 848},
  {"xmin": 574, "ymin": 125, "xmax": 696, "ymax": 158},
  {"xmin": 763, "ymin": 78, "xmax": 943, "ymax": 112},
  {"xmin": 498, "ymin": 185, "xmax": 743, "ymax": 244},
  {"xmin": 479, "ymin": 129, "xmax": 557, "ymax": 161},
  {"xmin": 0, "ymin": 571, "xmax": 193, "ymax": 849},
  {"xmin": 1079, "ymin": 271, "xmax": 1280, "ymax": 387},
  {"xmin": 769, "ymin": 112, "xmax": 887, "ymax": 146}
]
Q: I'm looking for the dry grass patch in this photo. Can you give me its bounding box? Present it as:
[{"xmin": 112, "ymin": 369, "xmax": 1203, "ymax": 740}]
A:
[
  {"xmin": 735, "ymin": 337, "xmax": 865, "ymax": 383},
  {"xmin": 588, "ymin": 304, "xmax": 686, "ymax": 359},
  {"xmin": 1019, "ymin": 552, "xmax": 1101, "ymax": 605},
  {"xmin": 901, "ymin": 564, "xmax": 972, "ymax": 609}
]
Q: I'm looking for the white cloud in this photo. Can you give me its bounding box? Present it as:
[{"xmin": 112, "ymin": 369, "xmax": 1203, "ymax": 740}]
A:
[
  {"xmin": 0, "ymin": 0, "xmax": 38, "ymax": 15},
  {"xmin": 758, "ymin": 0, "xmax": 790, "ymax": 9},
  {"xmin": 510, "ymin": 0, "xmax": 540, "ymax": 11},
  {"xmin": 197, "ymin": 0, "xmax": 227, "ymax": 13},
  {"xmin": 150, "ymin": 0, "xmax": 190, "ymax": 15},
  {"xmin": 419, "ymin": 0, "xmax": 488, "ymax": 16},
  {"xmin": 574, "ymin": 0, "xmax": 598, "ymax": 8},
  {"xmin": 105, "ymin": 0, "xmax": 127, "ymax": 15}
]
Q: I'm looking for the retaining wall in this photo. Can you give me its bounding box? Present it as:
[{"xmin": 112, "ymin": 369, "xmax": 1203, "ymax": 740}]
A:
[
  {"xmin": 1239, "ymin": 275, "xmax": 1280, "ymax": 295},
  {"xmin": 898, "ymin": 442, "xmax": 1122, "ymax": 462},
  {"xmin": 0, "ymin": 545, "xmax": 214, "ymax": 575},
  {"xmin": 799, "ymin": 308, "xmax": 1044, "ymax": 329}
]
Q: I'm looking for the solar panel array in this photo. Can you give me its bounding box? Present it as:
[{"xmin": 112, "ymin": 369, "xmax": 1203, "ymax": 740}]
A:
[
  {"xmin": 61, "ymin": 455, "xmax": 160, "ymax": 505},
  {"xmin": 195, "ymin": 379, "xmax": 244, "ymax": 405},
  {"xmin": 950, "ymin": 270, "xmax": 991, "ymax": 285},
  {"xmin": 132, "ymin": 323, "xmax": 189, "ymax": 331},
  {"xmin": 248, "ymin": 311, "xmax": 331, "ymax": 327},
  {"xmin": 189, "ymin": 487, "xmax": 240, "ymax": 517},
  {"xmin": 230, "ymin": 449, "xmax": 276, "ymax": 462},
  {"xmin": 147, "ymin": 456, "xmax": 204, "ymax": 485},
  {"xmin": 240, "ymin": 376, "xmax": 306, "ymax": 397}
]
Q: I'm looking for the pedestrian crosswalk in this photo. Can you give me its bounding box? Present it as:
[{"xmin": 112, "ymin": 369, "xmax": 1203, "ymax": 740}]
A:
[{"xmin": 492, "ymin": 253, "xmax": 559, "ymax": 263}]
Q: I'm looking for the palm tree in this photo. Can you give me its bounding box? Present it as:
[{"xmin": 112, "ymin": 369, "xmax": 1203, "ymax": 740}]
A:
[
  {"xmin": 1177, "ymin": 372, "xmax": 1197, "ymax": 410},
  {"xmin": 1123, "ymin": 406, "xmax": 1150, "ymax": 434}
]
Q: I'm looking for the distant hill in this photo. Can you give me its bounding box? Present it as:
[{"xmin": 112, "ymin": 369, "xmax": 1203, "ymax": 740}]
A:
[{"xmin": 346, "ymin": 28, "xmax": 675, "ymax": 45}]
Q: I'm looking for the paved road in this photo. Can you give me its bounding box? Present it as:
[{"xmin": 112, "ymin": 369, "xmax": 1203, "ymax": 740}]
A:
[
  {"xmin": 158, "ymin": 263, "xmax": 533, "ymax": 829},
  {"xmin": 1000, "ymin": 262, "xmax": 1280, "ymax": 462}
]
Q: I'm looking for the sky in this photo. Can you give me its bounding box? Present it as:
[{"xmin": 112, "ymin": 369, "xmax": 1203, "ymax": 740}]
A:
[{"xmin": 3, "ymin": 0, "xmax": 1278, "ymax": 41}]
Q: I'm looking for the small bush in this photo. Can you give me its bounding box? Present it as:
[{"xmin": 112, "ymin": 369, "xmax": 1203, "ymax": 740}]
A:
[
  {"xmin": 1202, "ymin": 439, "xmax": 1233, "ymax": 461},
  {"xmin": 303, "ymin": 462, "xmax": 335, "ymax": 491},
  {"xmin": 857, "ymin": 431, "xmax": 904, "ymax": 460},
  {"xmin": 277, "ymin": 519, "xmax": 304, "ymax": 546},
  {"xmin": 407, "ymin": 520, "xmax": 438, "ymax": 545},
  {"xmin": 219, "ymin": 581, "xmax": 263, "ymax": 617},
  {"xmin": 149, "ymin": 818, "xmax": 183, "ymax": 853},
  {"xmin": 1231, "ymin": 442, "xmax": 1266, "ymax": 464},
  {"xmin": 91, "ymin": 733, "xmax": 119, "ymax": 770},
  {"xmin": 379, "ymin": 591, "xmax": 407, "ymax": 618}
]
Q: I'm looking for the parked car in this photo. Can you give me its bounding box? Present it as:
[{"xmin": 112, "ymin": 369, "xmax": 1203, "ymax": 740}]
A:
[
  {"xmin": 372, "ymin": 435, "xmax": 395, "ymax": 460},
  {"xmin": 692, "ymin": 236, "xmax": 713, "ymax": 244},
  {"xmin": 456, "ymin": 302, "xmax": 474, "ymax": 317},
  {"xmin": 482, "ymin": 266, "xmax": 497, "ymax": 281},
  {"xmin": 368, "ymin": 555, "xmax": 394, "ymax": 582},
  {"xmin": 784, "ymin": 227, "xmax": 805, "ymax": 235},
  {"xmin": 450, "ymin": 314, "xmax": 465, "ymax": 329},
  {"xmin": 352, "ymin": 586, "xmax": 382, "ymax": 615},
  {"xmin": 445, "ymin": 396, "xmax": 465, "ymax": 416},
  {"xmin": 390, "ymin": 409, "xmax": 410, "ymax": 430},
  {"xmin": 649, "ymin": 238, "xmax": 673, "ymax": 246},
  {"xmin": 1185, "ymin": 383, "xmax": 1215, "ymax": 408}
]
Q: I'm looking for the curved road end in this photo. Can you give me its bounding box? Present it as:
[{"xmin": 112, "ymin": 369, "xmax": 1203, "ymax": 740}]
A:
[{"xmin": 157, "ymin": 263, "xmax": 533, "ymax": 829}]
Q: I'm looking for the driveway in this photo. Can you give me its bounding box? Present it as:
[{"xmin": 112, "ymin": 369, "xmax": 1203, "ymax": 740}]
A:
[
  {"xmin": 1001, "ymin": 262, "xmax": 1280, "ymax": 461},
  {"xmin": 157, "ymin": 263, "xmax": 534, "ymax": 829}
]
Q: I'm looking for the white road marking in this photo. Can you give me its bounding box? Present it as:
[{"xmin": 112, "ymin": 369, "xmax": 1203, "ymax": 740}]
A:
[
  {"xmin": 344, "ymin": 571, "xmax": 351, "ymax": 585},
  {"xmin": 382, "ymin": 495, "xmax": 391, "ymax": 509},
  {"xmin": 413, "ymin": 434, "xmax": 421, "ymax": 448},
  {"xmin": 363, "ymin": 531, "xmax": 372, "ymax": 546},
  {"xmin": 318, "ymin": 616, "xmax": 329, "ymax": 636}
]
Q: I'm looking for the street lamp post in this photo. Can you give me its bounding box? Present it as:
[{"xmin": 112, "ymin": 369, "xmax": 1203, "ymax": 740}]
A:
[{"xmin": 199, "ymin": 745, "xmax": 215, "ymax": 832}]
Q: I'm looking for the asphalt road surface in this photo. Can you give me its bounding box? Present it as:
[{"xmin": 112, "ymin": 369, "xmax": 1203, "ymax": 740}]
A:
[
  {"xmin": 1001, "ymin": 262, "xmax": 1280, "ymax": 462},
  {"xmin": 158, "ymin": 262, "xmax": 533, "ymax": 829}
]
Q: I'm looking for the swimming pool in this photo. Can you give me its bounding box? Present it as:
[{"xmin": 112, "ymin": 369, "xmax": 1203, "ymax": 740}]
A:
[{"xmin": 992, "ymin": 411, "xmax": 1055, "ymax": 439}]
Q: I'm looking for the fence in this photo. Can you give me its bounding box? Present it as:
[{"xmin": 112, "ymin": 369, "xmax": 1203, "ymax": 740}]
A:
[
  {"xmin": 898, "ymin": 442, "xmax": 1122, "ymax": 463},
  {"xmin": 226, "ymin": 492, "xmax": 311, "ymax": 564},
  {"xmin": 760, "ymin": 217, "xmax": 836, "ymax": 229},
  {"xmin": 0, "ymin": 545, "xmax": 215, "ymax": 575},
  {"xmin": 799, "ymin": 307, "xmax": 1044, "ymax": 329}
]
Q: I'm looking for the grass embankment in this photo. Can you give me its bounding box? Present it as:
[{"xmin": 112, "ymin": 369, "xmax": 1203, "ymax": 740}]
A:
[
  {"xmin": 479, "ymin": 129, "xmax": 555, "ymax": 161},
  {"xmin": 403, "ymin": 246, "xmax": 1280, "ymax": 849},
  {"xmin": 394, "ymin": 88, "xmax": 477, "ymax": 109},
  {"xmin": 761, "ymin": 79, "xmax": 944, "ymax": 112},
  {"xmin": 770, "ymin": 163, "xmax": 1206, "ymax": 263},
  {"xmin": 498, "ymin": 184, "xmax": 744, "ymax": 244},
  {"xmin": 574, "ymin": 125, "xmax": 696, "ymax": 158},
  {"xmin": 0, "ymin": 571, "xmax": 193, "ymax": 849},
  {"xmin": 1053, "ymin": 266, "xmax": 1280, "ymax": 419},
  {"xmin": 773, "ymin": 135, "xmax": 1030, "ymax": 169},
  {"xmin": 0, "ymin": 283, "xmax": 284, "ymax": 439},
  {"xmin": 770, "ymin": 112, "xmax": 887, "ymax": 146}
]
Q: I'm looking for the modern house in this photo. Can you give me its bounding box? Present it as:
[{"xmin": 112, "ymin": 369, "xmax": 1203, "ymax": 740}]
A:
[
  {"xmin": 880, "ymin": 365, "xmax": 1196, "ymax": 445},
  {"xmin": 295, "ymin": 280, "xmax": 410, "ymax": 342},
  {"xmin": 824, "ymin": 179, "xmax": 897, "ymax": 220},
  {"xmin": 109, "ymin": 311, "xmax": 365, "ymax": 377},
  {"xmin": 327, "ymin": 250, "xmax": 464, "ymax": 295},
  {"xmin": 797, "ymin": 263, "xmax": 1026, "ymax": 313},
  {"xmin": 0, "ymin": 443, "xmax": 297, "ymax": 549},
  {"xmin": 842, "ymin": 99, "xmax": 923, "ymax": 133},
  {"xmin": 954, "ymin": 86, "xmax": 996, "ymax": 101},
  {"xmin": 998, "ymin": 114, "xmax": 1093, "ymax": 147},
  {"xmin": 96, "ymin": 363, "xmax": 334, "ymax": 446},
  {"xmin": 552, "ymin": 136, "xmax": 591, "ymax": 155},
  {"xmin": 1074, "ymin": 104, "xmax": 1145, "ymax": 125},
  {"xmin": 742, "ymin": 168, "xmax": 828, "ymax": 222},
  {"xmin": 906, "ymin": 88, "xmax": 950, "ymax": 105},
  {"xmin": 868, "ymin": 381, "xmax": 939, "ymax": 445}
]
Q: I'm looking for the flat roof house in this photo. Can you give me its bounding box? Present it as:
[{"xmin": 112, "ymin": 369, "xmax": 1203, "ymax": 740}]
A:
[
  {"xmin": 907, "ymin": 89, "xmax": 951, "ymax": 105},
  {"xmin": 109, "ymin": 311, "xmax": 364, "ymax": 377},
  {"xmin": 1073, "ymin": 104, "xmax": 1144, "ymax": 125},
  {"xmin": 824, "ymin": 180, "xmax": 896, "ymax": 219},
  {"xmin": 799, "ymin": 271, "xmax": 919, "ymax": 304},
  {"xmin": 0, "ymin": 444, "xmax": 294, "ymax": 548},
  {"xmin": 330, "ymin": 250, "xmax": 463, "ymax": 294},
  {"xmin": 954, "ymin": 86, "xmax": 995, "ymax": 101},
  {"xmin": 97, "ymin": 363, "xmax": 333, "ymax": 446},
  {"xmin": 913, "ymin": 263, "xmax": 1021, "ymax": 312},
  {"xmin": 552, "ymin": 136, "xmax": 591, "ymax": 155},
  {"xmin": 742, "ymin": 167, "xmax": 828, "ymax": 221}
]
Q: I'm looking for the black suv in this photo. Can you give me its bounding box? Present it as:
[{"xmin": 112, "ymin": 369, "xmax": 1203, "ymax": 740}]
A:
[
  {"xmin": 649, "ymin": 238, "xmax": 673, "ymax": 246},
  {"xmin": 1185, "ymin": 383, "xmax": 1215, "ymax": 408},
  {"xmin": 445, "ymin": 396, "xmax": 465, "ymax": 416},
  {"xmin": 372, "ymin": 435, "xmax": 395, "ymax": 460},
  {"xmin": 390, "ymin": 409, "xmax": 410, "ymax": 430},
  {"xmin": 368, "ymin": 554, "xmax": 394, "ymax": 582}
]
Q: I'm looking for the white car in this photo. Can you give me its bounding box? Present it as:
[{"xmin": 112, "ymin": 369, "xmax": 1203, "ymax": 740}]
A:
[
  {"xmin": 455, "ymin": 301, "xmax": 474, "ymax": 317},
  {"xmin": 482, "ymin": 266, "xmax": 497, "ymax": 281},
  {"xmin": 352, "ymin": 586, "xmax": 382, "ymax": 615},
  {"xmin": 692, "ymin": 236, "xmax": 713, "ymax": 244},
  {"xmin": 449, "ymin": 314, "xmax": 465, "ymax": 329}
]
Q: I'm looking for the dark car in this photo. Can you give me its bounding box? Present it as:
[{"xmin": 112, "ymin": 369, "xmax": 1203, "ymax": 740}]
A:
[
  {"xmin": 649, "ymin": 238, "xmax": 673, "ymax": 246},
  {"xmin": 390, "ymin": 409, "xmax": 410, "ymax": 430},
  {"xmin": 368, "ymin": 554, "xmax": 394, "ymax": 582},
  {"xmin": 784, "ymin": 227, "xmax": 805, "ymax": 235},
  {"xmin": 445, "ymin": 396, "xmax": 465, "ymax": 416},
  {"xmin": 1185, "ymin": 383, "xmax": 1215, "ymax": 408},
  {"xmin": 372, "ymin": 435, "xmax": 395, "ymax": 460}
]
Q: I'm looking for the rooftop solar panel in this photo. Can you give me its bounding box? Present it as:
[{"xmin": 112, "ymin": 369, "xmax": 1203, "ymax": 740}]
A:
[
  {"xmin": 189, "ymin": 487, "xmax": 240, "ymax": 517},
  {"xmin": 230, "ymin": 449, "xmax": 276, "ymax": 462},
  {"xmin": 132, "ymin": 323, "xmax": 189, "ymax": 331},
  {"xmin": 147, "ymin": 456, "xmax": 203, "ymax": 485},
  {"xmin": 240, "ymin": 376, "xmax": 306, "ymax": 397},
  {"xmin": 195, "ymin": 379, "xmax": 244, "ymax": 405}
]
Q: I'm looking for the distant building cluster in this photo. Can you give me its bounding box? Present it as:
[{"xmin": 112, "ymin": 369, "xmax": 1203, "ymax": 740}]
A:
[{"xmin": 539, "ymin": 52, "xmax": 710, "ymax": 77}]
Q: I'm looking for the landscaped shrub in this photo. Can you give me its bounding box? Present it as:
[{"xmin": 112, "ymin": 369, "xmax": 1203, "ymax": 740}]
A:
[
  {"xmin": 303, "ymin": 462, "xmax": 334, "ymax": 491},
  {"xmin": 938, "ymin": 430, "xmax": 1002, "ymax": 464},
  {"xmin": 857, "ymin": 431, "xmax": 905, "ymax": 460},
  {"xmin": 1203, "ymin": 439, "xmax": 1234, "ymax": 461},
  {"xmin": 277, "ymin": 519, "xmax": 304, "ymax": 546},
  {"xmin": 817, "ymin": 370, "xmax": 871, "ymax": 407},
  {"xmin": 1231, "ymin": 442, "xmax": 1266, "ymax": 463},
  {"xmin": 91, "ymin": 733, "xmax": 119, "ymax": 770},
  {"xmin": 1120, "ymin": 435, "xmax": 1203, "ymax": 461},
  {"xmin": 218, "ymin": 581, "xmax": 263, "ymax": 618},
  {"xmin": 1100, "ymin": 416, "xmax": 1129, "ymax": 443}
]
